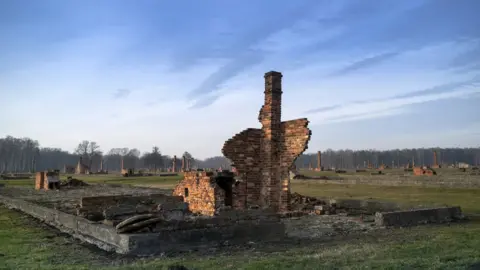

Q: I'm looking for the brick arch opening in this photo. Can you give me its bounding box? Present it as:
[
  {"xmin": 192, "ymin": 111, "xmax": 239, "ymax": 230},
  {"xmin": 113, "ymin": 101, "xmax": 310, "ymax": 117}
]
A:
[{"xmin": 215, "ymin": 175, "xmax": 235, "ymax": 207}]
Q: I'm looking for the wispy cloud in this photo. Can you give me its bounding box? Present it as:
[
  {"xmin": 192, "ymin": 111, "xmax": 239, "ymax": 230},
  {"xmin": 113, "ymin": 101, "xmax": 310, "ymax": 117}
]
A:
[
  {"xmin": 329, "ymin": 52, "xmax": 401, "ymax": 77},
  {"xmin": 304, "ymin": 82, "xmax": 480, "ymax": 126},
  {"xmin": 2, "ymin": 0, "xmax": 480, "ymax": 157},
  {"xmin": 304, "ymin": 75, "xmax": 480, "ymax": 115},
  {"xmin": 304, "ymin": 104, "xmax": 344, "ymax": 114},
  {"xmin": 186, "ymin": 0, "xmax": 341, "ymax": 108},
  {"xmin": 112, "ymin": 89, "xmax": 131, "ymax": 99},
  {"xmin": 319, "ymin": 107, "xmax": 410, "ymax": 125}
]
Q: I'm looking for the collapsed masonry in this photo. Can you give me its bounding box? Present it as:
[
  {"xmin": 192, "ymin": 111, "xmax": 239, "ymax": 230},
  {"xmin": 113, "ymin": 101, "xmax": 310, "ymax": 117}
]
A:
[
  {"xmin": 173, "ymin": 71, "xmax": 311, "ymax": 215},
  {"xmin": 222, "ymin": 71, "xmax": 311, "ymax": 212}
]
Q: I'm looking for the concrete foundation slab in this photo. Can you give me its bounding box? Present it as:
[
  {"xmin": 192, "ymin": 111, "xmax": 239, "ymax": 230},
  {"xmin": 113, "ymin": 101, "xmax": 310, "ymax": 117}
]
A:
[
  {"xmin": 375, "ymin": 206, "xmax": 464, "ymax": 227},
  {"xmin": 0, "ymin": 194, "xmax": 285, "ymax": 256}
]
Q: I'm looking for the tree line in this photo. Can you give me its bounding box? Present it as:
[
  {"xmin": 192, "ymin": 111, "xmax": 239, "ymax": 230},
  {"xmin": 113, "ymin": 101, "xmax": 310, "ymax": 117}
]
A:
[
  {"xmin": 295, "ymin": 148, "xmax": 480, "ymax": 169},
  {"xmin": 0, "ymin": 135, "xmax": 478, "ymax": 173}
]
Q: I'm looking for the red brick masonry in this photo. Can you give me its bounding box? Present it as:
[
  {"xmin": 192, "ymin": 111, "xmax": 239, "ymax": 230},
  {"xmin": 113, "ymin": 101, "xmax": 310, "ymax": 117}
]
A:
[{"xmin": 222, "ymin": 71, "xmax": 312, "ymax": 212}]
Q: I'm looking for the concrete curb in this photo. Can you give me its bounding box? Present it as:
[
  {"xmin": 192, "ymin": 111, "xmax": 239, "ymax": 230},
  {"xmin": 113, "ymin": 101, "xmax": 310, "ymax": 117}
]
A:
[
  {"xmin": 375, "ymin": 206, "xmax": 464, "ymax": 227},
  {"xmin": 0, "ymin": 194, "xmax": 285, "ymax": 256}
]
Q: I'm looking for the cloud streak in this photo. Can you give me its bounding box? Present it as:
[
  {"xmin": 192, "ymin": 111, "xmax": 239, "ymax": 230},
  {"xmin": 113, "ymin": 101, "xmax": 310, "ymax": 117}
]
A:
[
  {"xmin": 186, "ymin": 0, "xmax": 341, "ymax": 108},
  {"xmin": 305, "ymin": 75, "xmax": 480, "ymax": 115},
  {"xmin": 112, "ymin": 89, "xmax": 131, "ymax": 99},
  {"xmin": 329, "ymin": 52, "xmax": 401, "ymax": 77}
]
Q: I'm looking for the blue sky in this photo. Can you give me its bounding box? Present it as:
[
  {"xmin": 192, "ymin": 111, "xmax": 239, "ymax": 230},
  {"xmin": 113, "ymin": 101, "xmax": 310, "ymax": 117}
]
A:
[{"xmin": 1, "ymin": 0, "xmax": 479, "ymax": 158}]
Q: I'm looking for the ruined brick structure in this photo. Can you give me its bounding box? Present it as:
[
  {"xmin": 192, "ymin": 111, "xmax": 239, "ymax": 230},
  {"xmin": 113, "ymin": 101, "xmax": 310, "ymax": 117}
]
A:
[
  {"xmin": 173, "ymin": 171, "xmax": 235, "ymax": 216},
  {"xmin": 222, "ymin": 71, "xmax": 312, "ymax": 212},
  {"xmin": 413, "ymin": 167, "xmax": 436, "ymax": 176},
  {"xmin": 35, "ymin": 170, "xmax": 60, "ymax": 190},
  {"xmin": 75, "ymin": 157, "xmax": 90, "ymax": 174}
]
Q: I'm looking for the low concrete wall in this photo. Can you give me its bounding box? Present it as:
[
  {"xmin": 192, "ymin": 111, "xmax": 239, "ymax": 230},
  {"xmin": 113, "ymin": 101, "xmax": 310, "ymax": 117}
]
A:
[
  {"xmin": 127, "ymin": 221, "xmax": 285, "ymax": 256},
  {"xmin": 297, "ymin": 175, "xmax": 480, "ymax": 188},
  {"xmin": 329, "ymin": 198, "xmax": 403, "ymax": 213},
  {"xmin": 0, "ymin": 195, "xmax": 285, "ymax": 256},
  {"xmin": 375, "ymin": 206, "xmax": 464, "ymax": 227},
  {"xmin": 0, "ymin": 194, "xmax": 127, "ymax": 253}
]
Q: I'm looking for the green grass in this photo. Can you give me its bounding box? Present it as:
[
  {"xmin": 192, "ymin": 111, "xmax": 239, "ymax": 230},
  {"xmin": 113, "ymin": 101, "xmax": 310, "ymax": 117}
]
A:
[
  {"xmin": 2, "ymin": 174, "xmax": 480, "ymax": 269},
  {"xmin": 0, "ymin": 205, "xmax": 479, "ymax": 269},
  {"xmin": 292, "ymin": 180, "xmax": 480, "ymax": 214},
  {"xmin": 2, "ymin": 174, "xmax": 183, "ymax": 189},
  {"xmin": 298, "ymin": 167, "xmax": 474, "ymax": 177}
]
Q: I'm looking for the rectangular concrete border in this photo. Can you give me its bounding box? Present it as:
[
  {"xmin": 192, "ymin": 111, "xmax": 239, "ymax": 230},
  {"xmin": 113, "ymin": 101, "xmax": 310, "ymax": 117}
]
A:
[
  {"xmin": 0, "ymin": 194, "xmax": 286, "ymax": 256},
  {"xmin": 0, "ymin": 194, "xmax": 129, "ymax": 253}
]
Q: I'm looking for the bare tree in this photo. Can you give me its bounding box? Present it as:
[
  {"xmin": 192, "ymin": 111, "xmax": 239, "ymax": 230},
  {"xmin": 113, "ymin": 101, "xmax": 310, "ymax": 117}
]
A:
[{"xmin": 74, "ymin": 140, "xmax": 102, "ymax": 170}]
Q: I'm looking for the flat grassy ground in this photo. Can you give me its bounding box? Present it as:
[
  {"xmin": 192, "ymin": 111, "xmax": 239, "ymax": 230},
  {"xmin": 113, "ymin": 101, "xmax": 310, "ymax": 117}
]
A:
[
  {"xmin": 1, "ymin": 174, "xmax": 480, "ymax": 269},
  {"xmin": 298, "ymin": 167, "xmax": 476, "ymax": 177},
  {"xmin": 2, "ymin": 174, "xmax": 183, "ymax": 189}
]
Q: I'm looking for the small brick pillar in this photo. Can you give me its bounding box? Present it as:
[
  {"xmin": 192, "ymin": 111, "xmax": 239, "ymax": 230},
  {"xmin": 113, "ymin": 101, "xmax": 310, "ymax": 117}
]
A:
[
  {"xmin": 100, "ymin": 159, "xmax": 103, "ymax": 171},
  {"xmin": 433, "ymin": 151, "xmax": 439, "ymax": 168},
  {"xmin": 120, "ymin": 157, "xmax": 124, "ymax": 170},
  {"xmin": 172, "ymin": 155, "xmax": 177, "ymax": 173},
  {"xmin": 35, "ymin": 172, "xmax": 45, "ymax": 190},
  {"xmin": 317, "ymin": 151, "xmax": 322, "ymax": 171}
]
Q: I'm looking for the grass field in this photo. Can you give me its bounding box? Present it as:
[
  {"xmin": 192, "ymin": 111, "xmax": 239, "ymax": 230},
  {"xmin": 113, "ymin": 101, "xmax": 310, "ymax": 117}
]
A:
[
  {"xmin": 298, "ymin": 167, "xmax": 477, "ymax": 177},
  {"xmin": 1, "ymin": 174, "xmax": 480, "ymax": 269}
]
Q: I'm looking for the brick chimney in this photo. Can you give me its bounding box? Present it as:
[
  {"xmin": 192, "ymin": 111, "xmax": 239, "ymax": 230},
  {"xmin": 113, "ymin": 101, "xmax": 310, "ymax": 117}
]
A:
[
  {"xmin": 317, "ymin": 151, "xmax": 322, "ymax": 171},
  {"xmin": 172, "ymin": 155, "xmax": 177, "ymax": 173},
  {"xmin": 260, "ymin": 71, "xmax": 283, "ymax": 209},
  {"xmin": 181, "ymin": 155, "xmax": 186, "ymax": 172}
]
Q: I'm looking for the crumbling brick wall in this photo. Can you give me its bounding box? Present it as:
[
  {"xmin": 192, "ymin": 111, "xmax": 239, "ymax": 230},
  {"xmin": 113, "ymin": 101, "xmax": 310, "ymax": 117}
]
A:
[
  {"xmin": 35, "ymin": 171, "xmax": 60, "ymax": 190},
  {"xmin": 413, "ymin": 167, "xmax": 436, "ymax": 176},
  {"xmin": 35, "ymin": 172, "xmax": 44, "ymax": 190},
  {"xmin": 172, "ymin": 171, "xmax": 226, "ymax": 216},
  {"xmin": 222, "ymin": 71, "xmax": 311, "ymax": 212}
]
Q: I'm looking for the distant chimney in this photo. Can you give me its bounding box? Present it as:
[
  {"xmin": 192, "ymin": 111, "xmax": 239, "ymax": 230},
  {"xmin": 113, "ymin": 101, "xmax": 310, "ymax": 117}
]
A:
[
  {"xmin": 172, "ymin": 155, "xmax": 177, "ymax": 173},
  {"xmin": 317, "ymin": 151, "xmax": 322, "ymax": 170}
]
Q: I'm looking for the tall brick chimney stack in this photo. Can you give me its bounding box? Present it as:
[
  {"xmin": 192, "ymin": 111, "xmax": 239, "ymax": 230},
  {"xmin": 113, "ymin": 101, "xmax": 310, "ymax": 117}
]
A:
[
  {"xmin": 261, "ymin": 71, "xmax": 283, "ymax": 139},
  {"xmin": 317, "ymin": 151, "xmax": 322, "ymax": 171},
  {"xmin": 181, "ymin": 155, "xmax": 186, "ymax": 172},
  {"xmin": 172, "ymin": 155, "xmax": 177, "ymax": 173},
  {"xmin": 433, "ymin": 151, "xmax": 438, "ymax": 168},
  {"xmin": 259, "ymin": 71, "xmax": 283, "ymax": 209}
]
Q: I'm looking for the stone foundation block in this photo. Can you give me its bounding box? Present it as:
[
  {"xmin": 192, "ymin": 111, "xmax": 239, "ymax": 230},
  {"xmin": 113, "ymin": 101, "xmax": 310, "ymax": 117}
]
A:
[{"xmin": 375, "ymin": 206, "xmax": 464, "ymax": 227}]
